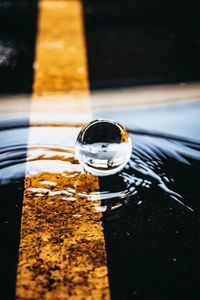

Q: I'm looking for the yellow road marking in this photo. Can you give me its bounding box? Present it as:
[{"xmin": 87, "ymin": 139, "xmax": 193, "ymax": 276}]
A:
[
  {"xmin": 33, "ymin": 0, "xmax": 89, "ymax": 96},
  {"xmin": 16, "ymin": 1, "xmax": 110, "ymax": 299}
]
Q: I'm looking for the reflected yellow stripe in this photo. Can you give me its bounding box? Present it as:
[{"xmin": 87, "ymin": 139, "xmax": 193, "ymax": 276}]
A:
[{"xmin": 16, "ymin": 1, "xmax": 110, "ymax": 299}]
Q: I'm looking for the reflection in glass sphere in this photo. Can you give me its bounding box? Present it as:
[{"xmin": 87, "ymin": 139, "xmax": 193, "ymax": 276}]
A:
[{"xmin": 76, "ymin": 119, "xmax": 132, "ymax": 176}]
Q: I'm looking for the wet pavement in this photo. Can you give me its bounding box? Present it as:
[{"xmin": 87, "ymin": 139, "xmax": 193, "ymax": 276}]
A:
[{"xmin": 0, "ymin": 1, "xmax": 200, "ymax": 300}]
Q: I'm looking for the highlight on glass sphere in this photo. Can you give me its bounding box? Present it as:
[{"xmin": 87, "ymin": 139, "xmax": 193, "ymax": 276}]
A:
[{"xmin": 76, "ymin": 119, "xmax": 132, "ymax": 176}]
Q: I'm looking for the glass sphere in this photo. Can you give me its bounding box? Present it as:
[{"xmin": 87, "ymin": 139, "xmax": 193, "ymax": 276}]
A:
[{"xmin": 76, "ymin": 119, "xmax": 132, "ymax": 176}]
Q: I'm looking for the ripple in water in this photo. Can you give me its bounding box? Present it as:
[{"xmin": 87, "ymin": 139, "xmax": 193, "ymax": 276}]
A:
[{"xmin": 0, "ymin": 119, "xmax": 200, "ymax": 215}]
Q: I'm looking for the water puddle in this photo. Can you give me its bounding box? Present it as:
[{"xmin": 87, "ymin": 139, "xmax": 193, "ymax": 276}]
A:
[{"xmin": 0, "ymin": 118, "xmax": 200, "ymax": 216}]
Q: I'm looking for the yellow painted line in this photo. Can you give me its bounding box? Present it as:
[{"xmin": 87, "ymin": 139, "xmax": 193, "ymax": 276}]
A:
[
  {"xmin": 33, "ymin": 0, "xmax": 89, "ymax": 96},
  {"xmin": 16, "ymin": 1, "xmax": 110, "ymax": 299}
]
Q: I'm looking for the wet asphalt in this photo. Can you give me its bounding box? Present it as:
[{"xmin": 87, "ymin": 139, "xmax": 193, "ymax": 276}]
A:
[{"xmin": 0, "ymin": 1, "xmax": 200, "ymax": 299}]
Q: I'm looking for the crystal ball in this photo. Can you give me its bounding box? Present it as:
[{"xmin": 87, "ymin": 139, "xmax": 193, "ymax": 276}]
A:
[{"xmin": 76, "ymin": 119, "xmax": 132, "ymax": 176}]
